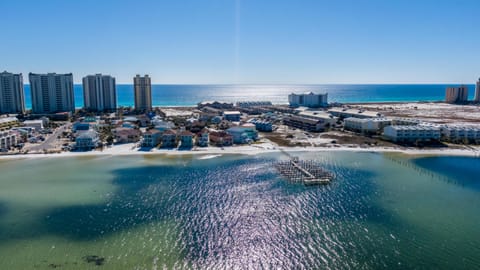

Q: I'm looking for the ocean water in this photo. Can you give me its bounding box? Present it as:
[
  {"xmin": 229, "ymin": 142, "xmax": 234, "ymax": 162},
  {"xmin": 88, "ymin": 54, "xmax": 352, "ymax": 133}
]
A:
[
  {"xmin": 23, "ymin": 84, "xmax": 476, "ymax": 109},
  {"xmin": 0, "ymin": 152, "xmax": 479, "ymax": 269}
]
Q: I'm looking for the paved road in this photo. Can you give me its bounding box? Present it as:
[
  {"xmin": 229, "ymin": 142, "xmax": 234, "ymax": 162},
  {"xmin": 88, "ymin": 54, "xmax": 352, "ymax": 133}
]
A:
[{"xmin": 27, "ymin": 123, "xmax": 71, "ymax": 152}]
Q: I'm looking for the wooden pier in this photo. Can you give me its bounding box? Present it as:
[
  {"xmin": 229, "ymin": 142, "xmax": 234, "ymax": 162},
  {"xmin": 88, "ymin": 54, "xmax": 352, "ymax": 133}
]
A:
[{"xmin": 274, "ymin": 157, "xmax": 333, "ymax": 185}]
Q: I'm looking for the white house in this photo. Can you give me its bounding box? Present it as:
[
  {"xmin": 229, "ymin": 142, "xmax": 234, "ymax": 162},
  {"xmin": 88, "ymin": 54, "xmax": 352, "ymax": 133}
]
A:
[
  {"xmin": 227, "ymin": 126, "xmax": 258, "ymax": 144},
  {"xmin": 75, "ymin": 130, "xmax": 99, "ymax": 150}
]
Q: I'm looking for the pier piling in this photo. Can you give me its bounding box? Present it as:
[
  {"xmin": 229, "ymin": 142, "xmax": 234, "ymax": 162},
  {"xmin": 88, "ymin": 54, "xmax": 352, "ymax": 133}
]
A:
[{"xmin": 274, "ymin": 157, "xmax": 333, "ymax": 185}]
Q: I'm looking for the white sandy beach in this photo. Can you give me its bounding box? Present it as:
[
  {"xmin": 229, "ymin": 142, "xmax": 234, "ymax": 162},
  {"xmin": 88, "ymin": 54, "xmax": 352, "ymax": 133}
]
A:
[
  {"xmin": 352, "ymin": 102, "xmax": 480, "ymax": 125},
  {"xmin": 1, "ymin": 141, "xmax": 480, "ymax": 160}
]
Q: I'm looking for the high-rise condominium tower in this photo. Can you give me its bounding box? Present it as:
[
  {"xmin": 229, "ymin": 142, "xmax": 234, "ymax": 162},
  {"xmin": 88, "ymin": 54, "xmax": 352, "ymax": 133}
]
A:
[
  {"xmin": 29, "ymin": 73, "xmax": 75, "ymax": 114},
  {"xmin": 0, "ymin": 71, "xmax": 25, "ymax": 114},
  {"xmin": 83, "ymin": 74, "xmax": 117, "ymax": 111},
  {"xmin": 445, "ymin": 85, "xmax": 468, "ymax": 104},
  {"xmin": 134, "ymin": 74, "xmax": 152, "ymax": 111},
  {"xmin": 475, "ymin": 78, "xmax": 480, "ymax": 103}
]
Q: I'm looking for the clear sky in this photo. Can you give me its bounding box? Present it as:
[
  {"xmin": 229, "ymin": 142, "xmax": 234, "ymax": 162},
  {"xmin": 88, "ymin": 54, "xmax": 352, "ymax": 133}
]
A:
[{"xmin": 1, "ymin": 0, "xmax": 479, "ymax": 84}]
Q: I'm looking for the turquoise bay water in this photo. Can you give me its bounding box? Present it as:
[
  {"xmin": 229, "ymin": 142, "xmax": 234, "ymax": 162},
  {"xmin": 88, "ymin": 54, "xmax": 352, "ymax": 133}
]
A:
[
  {"xmin": 23, "ymin": 84, "xmax": 476, "ymax": 109},
  {"xmin": 0, "ymin": 152, "xmax": 479, "ymax": 269}
]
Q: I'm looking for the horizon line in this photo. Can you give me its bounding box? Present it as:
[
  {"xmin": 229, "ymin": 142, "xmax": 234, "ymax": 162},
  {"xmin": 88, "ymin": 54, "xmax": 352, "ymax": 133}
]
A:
[{"xmin": 21, "ymin": 82, "xmax": 478, "ymax": 86}]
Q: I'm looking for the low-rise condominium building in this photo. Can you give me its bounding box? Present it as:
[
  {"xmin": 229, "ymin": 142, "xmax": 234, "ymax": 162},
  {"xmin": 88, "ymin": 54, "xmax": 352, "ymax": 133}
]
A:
[
  {"xmin": 383, "ymin": 125, "xmax": 441, "ymax": 142},
  {"xmin": 344, "ymin": 117, "xmax": 392, "ymax": 133}
]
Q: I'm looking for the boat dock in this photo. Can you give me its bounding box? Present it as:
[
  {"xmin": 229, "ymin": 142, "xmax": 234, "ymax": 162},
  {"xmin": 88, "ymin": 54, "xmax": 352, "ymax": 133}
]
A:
[{"xmin": 274, "ymin": 157, "xmax": 333, "ymax": 185}]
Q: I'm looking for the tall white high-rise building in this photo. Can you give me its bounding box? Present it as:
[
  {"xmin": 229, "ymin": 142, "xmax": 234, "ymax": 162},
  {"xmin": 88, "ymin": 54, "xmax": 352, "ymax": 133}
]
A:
[
  {"xmin": 288, "ymin": 91, "xmax": 328, "ymax": 107},
  {"xmin": 134, "ymin": 74, "xmax": 152, "ymax": 111},
  {"xmin": 0, "ymin": 71, "xmax": 25, "ymax": 114},
  {"xmin": 82, "ymin": 74, "xmax": 117, "ymax": 111},
  {"xmin": 475, "ymin": 78, "xmax": 480, "ymax": 103},
  {"xmin": 445, "ymin": 85, "xmax": 468, "ymax": 104},
  {"xmin": 29, "ymin": 73, "xmax": 75, "ymax": 114}
]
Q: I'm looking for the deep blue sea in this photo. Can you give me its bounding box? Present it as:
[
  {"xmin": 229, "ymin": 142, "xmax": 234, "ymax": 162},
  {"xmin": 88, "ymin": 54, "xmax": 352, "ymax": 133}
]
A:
[{"xmin": 23, "ymin": 84, "xmax": 476, "ymax": 109}]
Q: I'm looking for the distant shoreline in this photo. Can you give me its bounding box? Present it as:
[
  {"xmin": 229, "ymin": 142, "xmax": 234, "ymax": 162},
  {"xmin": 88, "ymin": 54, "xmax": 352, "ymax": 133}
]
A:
[
  {"xmin": 21, "ymin": 100, "xmax": 453, "ymax": 111},
  {"xmin": 20, "ymin": 84, "xmax": 478, "ymax": 110}
]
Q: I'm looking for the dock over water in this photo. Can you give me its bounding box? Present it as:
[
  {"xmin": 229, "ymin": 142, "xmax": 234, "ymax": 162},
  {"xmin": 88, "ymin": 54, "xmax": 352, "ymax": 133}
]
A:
[{"xmin": 274, "ymin": 157, "xmax": 333, "ymax": 185}]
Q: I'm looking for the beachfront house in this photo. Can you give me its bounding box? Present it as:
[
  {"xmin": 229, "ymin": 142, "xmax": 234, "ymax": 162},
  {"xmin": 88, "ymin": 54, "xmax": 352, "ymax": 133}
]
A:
[
  {"xmin": 226, "ymin": 126, "xmax": 258, "ymax": 144},
  {"xmin": 196, "ymin": 129, "xmax": 209, "ymax": 147},
  {"xmin": 161, "ymin": 129, "xmax": 177, "ymax": 148},
  {"xmin": 142, "ymin": 129, "xmax": 162, "ymax": 147},
  {"xmin": 75, "ymin": 130, "xmax": 99, "ymax": 150},
  {"xmin": 179, "ymin": 130, "xmax": 194, "ymax": 149},
  {"xmin": 209, "ymin": 130, "xmax": 233, "ymax": 146},
  {"xmin": 113, "ymin": 127, "xmax": 141, "ymax": 144}
]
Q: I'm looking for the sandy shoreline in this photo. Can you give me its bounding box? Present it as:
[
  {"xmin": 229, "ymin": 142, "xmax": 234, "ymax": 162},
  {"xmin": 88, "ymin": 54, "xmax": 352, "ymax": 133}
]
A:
[{"xmin": 1, "ymin": 142, "xmax": 479, "ymax": 160}]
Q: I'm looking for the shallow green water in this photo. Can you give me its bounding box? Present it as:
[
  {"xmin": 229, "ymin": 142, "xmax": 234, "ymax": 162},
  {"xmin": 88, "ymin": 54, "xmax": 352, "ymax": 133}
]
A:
[{"xmin": 0, "ymin": 152, "xmax": 479, "ymax": 269}]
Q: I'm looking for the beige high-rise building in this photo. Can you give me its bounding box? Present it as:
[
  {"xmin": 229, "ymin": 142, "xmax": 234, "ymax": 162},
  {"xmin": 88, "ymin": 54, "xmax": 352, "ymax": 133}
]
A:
[
  {"xmin": 29, "ymin": 73, "xmax": 75, "ymax": 114},
  {"xmin": 133, "ymin": 74, "xmax": 152, "ymax": 111},
  {"xmin": 445, "ymin": 85, "xmax": 468, "ymax": 104},
  {"xmin": 475, "ymin": 78, "xmax": 480, "ymax": 103},
  {"xmin": 83, "ymin": 74, "xmax": 117, "ymax": 111},
  {"xmin": 0, "ymin": 71, "xmax": 25, "ymax": 114}
]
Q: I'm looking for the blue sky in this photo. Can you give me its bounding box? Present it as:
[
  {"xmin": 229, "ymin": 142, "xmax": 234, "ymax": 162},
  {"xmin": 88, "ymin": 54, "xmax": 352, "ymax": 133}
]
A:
[{"xmin": 1, "ymin": 0, "xmax": 479, "ymax": 84}]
